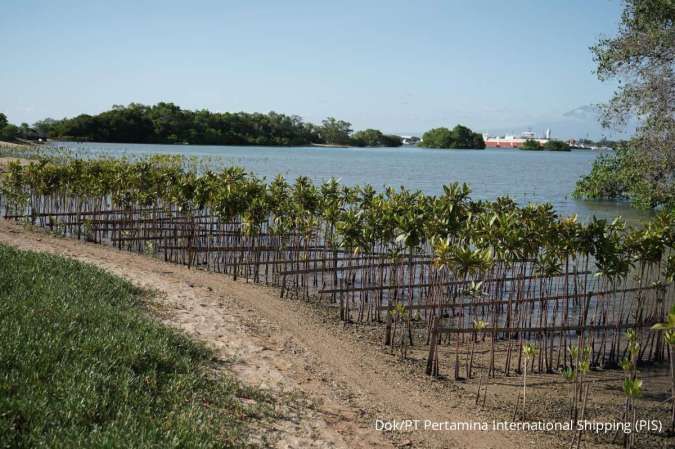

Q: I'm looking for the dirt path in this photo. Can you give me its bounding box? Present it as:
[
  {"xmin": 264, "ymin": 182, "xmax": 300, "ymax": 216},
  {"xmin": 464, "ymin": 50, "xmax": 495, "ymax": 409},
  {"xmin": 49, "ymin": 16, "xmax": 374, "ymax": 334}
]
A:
[{"xmin": 0, "ymin": 219, "xmax": 540, "ymax": 449}]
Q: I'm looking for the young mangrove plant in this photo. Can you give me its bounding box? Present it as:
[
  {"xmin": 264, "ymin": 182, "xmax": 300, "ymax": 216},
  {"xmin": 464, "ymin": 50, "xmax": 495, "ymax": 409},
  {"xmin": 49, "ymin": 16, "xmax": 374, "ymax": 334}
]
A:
[
  {"xmin": 620, "ymin": 329, "xmax": 642, "ymax": 449},
  {"xmin": 652, "ymin": 303, "xmax": 675, "ymax": 431},
  {"xmin": 521, "ymin": 342, "xmax": 536, "ymax": 418},
  {"xmin": 0, "ymin": 156, "xmax": 672, "ymax": 385}
]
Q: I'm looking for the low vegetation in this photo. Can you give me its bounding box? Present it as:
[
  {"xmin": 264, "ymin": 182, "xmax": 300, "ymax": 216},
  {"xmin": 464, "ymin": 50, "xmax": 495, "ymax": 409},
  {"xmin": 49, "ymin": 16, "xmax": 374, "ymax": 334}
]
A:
[
  {"xmin": 0, "ymin": 244, "xmax": 271, "ymax": 448},
  {"xmin": 519, "ymin": 139, "xmax": 571, "ymax": 151},
  {"xmin": 543, "ymin": 140, "xmax": 571, "ymax": 151}
]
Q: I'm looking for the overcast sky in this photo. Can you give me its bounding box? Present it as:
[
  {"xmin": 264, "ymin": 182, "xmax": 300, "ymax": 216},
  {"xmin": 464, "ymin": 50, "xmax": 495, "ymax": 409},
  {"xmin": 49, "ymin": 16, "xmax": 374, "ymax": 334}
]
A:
[{"xmin": 1, "ymin": 0, "xmax": 626, "ymax": 137}]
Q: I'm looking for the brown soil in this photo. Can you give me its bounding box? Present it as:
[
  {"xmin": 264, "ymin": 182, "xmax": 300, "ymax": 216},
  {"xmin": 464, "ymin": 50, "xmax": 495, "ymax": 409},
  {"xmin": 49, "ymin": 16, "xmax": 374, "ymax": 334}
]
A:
[{"xmin": 1, "ymin": 219, "xmax": 672, "ymax": 449}]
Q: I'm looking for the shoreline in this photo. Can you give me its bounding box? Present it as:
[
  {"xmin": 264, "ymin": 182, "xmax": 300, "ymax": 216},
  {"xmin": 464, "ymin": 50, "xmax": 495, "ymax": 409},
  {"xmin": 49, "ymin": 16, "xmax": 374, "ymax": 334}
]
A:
[
  {"xmin": 309, "ymin": 143, "xmax": 354, "ymax": 148},
  {"xmin": 0, "ymin": 139, "xmax": 34, "ymax": 149}
]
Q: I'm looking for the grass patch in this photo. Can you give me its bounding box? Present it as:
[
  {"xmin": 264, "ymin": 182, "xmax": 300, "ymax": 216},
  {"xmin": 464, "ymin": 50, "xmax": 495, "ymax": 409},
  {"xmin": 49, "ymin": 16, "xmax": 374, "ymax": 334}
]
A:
[{"xmin": 0, "ymin": 244, "xmax": 272, "ymax": 448}]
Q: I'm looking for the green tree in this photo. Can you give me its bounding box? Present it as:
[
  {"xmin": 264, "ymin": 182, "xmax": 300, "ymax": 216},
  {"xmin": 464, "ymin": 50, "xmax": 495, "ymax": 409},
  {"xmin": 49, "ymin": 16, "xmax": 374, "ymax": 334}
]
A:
[
  {"xmin": 351, "ymin": 129, "xmax": 403, "ymax": 147},
  {"xmin": 0, "ymin": 124, "xmax": 19, "ymax": 141},
  {"xmin": 32, "ymin": 118, "xmax": 56, "ymax": 138},
  {"xmin": 419, "ymin": 125, "xmax": 484, "ymax": 149},
  {"xmin": 380, "ymin": 134, "xmax": 403, "ymax": 147},
  {"xmin": 36, "ymin": 103, "xmax": 324, "ymax": 146},
  {"xmin": 574, "ymin": 148, "xmax": 631, "ymax": 200},
  {"xmin": 450, "ymin": 124, "xmax": 482, "ymax": 149},
  {"xmin": 471, "ymin": 132, "xmax": 486, "ymax": 149},
  {"xmin": 519, "ymin": 139, "xmax": 542, "ymax": 151},
  {"xmin": 542, "ymin": 140, "xmax": 571, "ymax": 151},
  {"xmin": 351, "ymin": 128, "xmax": 383, "ymax": 147},
  {"xmin": 18, "ymin": 123, "xmax": 37, "ymax": 140},
  {"xmin": 0, "ymin": 113, "xmax": 8, "ymax": 129},
  {"xmin": 319, "ymin": 117, "xmax": 353, "ymax": 145},
  {"xmin": 574, "ymin": 0, "xmax": 674, "ymax": 209},
  {"xmin": 420, "ymin": 127, "xmax": 454, "ymax": 148}
]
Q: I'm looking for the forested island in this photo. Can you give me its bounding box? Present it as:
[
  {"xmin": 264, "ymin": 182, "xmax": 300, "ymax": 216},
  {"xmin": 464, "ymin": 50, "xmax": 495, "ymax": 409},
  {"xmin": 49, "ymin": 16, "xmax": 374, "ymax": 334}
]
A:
[
  {"xmin": 3, "ymin": 103, "xmax": 406, "ymax": 147},
  {"xmin": 418, "ymin": 125, "xmax": 486, "ymax": 149},
  {"xmin": 519, "ymin": 139, "xmax": 571, "ymax": 151},
  {"xmin": 2, "ymin": 104, "xmax": 489, "ymax": 150}
]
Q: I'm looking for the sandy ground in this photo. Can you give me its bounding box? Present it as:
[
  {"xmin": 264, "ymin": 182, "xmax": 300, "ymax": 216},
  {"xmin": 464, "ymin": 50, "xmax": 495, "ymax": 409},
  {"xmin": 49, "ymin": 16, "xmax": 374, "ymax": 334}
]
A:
[
  {"xmin": 0, "ymin": 140, "xmax": 30, "ymax": 148},
  {"xmin": 2, "ymin": 219, "xmax": 672, "ymax": 448},
  {"xmin": 0, "ymin": 219, "xmax": 552, "ymax": 449}
]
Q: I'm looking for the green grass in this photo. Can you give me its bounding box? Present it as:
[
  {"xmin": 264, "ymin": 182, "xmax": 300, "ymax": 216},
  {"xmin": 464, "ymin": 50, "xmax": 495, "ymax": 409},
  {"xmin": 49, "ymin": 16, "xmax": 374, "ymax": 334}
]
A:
[{"xmin": 0, "ymin": 244, "xmax": 272, "ymax": 449}]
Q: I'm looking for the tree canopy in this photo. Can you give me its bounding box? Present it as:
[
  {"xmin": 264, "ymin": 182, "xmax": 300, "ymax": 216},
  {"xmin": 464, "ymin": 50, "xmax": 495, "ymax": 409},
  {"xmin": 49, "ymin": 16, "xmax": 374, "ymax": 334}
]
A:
[
  {"xmin": 351, "ymin": 129, "xmax": 402, "ymax": 147},
  {"xmin": 419, "ymin": 125, "xmax": 485, "ymax": 149},
  {"xmin": 542, "ymin": 140, "xmax": 571, "ymax": 151},
  {"xmin": 318, "ymin": 117, "xmax": 353, "ymax": 145},
  {"xmin": 574, "ymin": 0, "xmax": 674, "ymax": 209},
  {"xmin": 520, "ymin": 139, "xmax": 571, "ymax": 151},
  {"xmin": 39, "ymin": 103, "xmax": 322, "ymax": 146},
  {"xmin": 0, "ymin": 124, "xmax": 19, "ymax": 142},
  {"xmin": 351, "ymin": 128, "xmax": 383, "ymax": 147},
  {"xmin": 519, "ymin": 139, "xmax": 542, "ymax": 151},
  {"xmin": 0, "ymin": 113, "xmax": 28, "ymax": 142},
  {"xmin": 27, "ymin": 104, "xmax": 402, "ymax": 148}
]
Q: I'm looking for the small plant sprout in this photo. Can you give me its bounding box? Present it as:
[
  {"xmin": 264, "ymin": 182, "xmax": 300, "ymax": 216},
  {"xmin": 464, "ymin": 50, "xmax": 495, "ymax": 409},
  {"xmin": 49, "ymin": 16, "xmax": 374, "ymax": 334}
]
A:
[
  {"xmin": 623, "ymin": 378, "xmax": 642, "ymax": 398},
  {"xmin": 468, "ymin": 319, "xmax": 488, "ymax": 378},
  {"xmin": 464, "ymin": 280, "xmax": 484, "ymax": 298},
  {"xmin": 388, "ymin": 302, "xmax": 407, "ymax": 358},
  {"xmin": 651, "ymin": 304, "xmax": 675, "ymax": 431},
  {"xmin": 144, "ymin": 240, "xmax": 155, "ymax": 257},
  {"xmin": 621, "ymin": 329, "xmax": 641, "ymax": 449},
  {"xmin": 563, "ymin": 344, "xmax": 591, "ymax": 421},
  {"xmin": 521, "ymin": 342, "xmax": 536, "ymax": 418}
]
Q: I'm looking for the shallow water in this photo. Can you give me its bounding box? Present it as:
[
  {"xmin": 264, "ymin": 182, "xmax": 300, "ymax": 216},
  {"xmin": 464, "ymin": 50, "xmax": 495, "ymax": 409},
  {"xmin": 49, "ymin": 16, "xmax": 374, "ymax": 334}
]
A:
[{"xmin": 52, "ymin": 142, "xmax": 653, "ymax": 224}]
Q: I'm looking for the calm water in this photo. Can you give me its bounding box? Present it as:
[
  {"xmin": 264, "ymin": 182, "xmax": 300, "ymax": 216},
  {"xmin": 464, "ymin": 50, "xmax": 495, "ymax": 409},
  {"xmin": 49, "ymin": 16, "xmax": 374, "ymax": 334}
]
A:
[{"xmin": 52, "ymin": 142, "xmax": 653, "ymax": 224}]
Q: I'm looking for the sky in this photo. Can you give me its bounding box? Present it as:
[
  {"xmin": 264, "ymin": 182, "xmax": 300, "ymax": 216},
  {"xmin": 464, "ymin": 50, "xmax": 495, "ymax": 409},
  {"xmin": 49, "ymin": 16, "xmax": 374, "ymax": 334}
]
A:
[{"xmin": 1, "ymin": 0, "xmax": 627, "ymax": 138}]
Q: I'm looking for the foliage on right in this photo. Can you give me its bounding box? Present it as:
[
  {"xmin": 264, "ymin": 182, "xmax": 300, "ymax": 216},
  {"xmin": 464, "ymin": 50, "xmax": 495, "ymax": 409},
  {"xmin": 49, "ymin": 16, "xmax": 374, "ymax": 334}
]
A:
[{"xmin": 574, "ymin": 0, "xmax": 674, "ymax": 210}]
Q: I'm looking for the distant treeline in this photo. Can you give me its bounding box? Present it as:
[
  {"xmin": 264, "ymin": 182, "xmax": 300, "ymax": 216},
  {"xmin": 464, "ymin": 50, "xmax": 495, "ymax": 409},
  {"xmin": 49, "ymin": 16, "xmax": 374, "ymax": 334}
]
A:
[
  {"xmin": 5, "ymin": 104, "xmax": 503, "ymax": 151},
  {"xmin": 15, "ymin": 103, "xmax": 404, "ymax": 147},
  {"xmin": 0, "ymin": 113, "xmax": 39, "ymax": 142},
  {"xmin": 574, "ymin": 138, "xmax": 625, "ymax": 148},
  {"xmin": 520, "ymin": 139, "xmax": 571, "ymax": 151}
]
